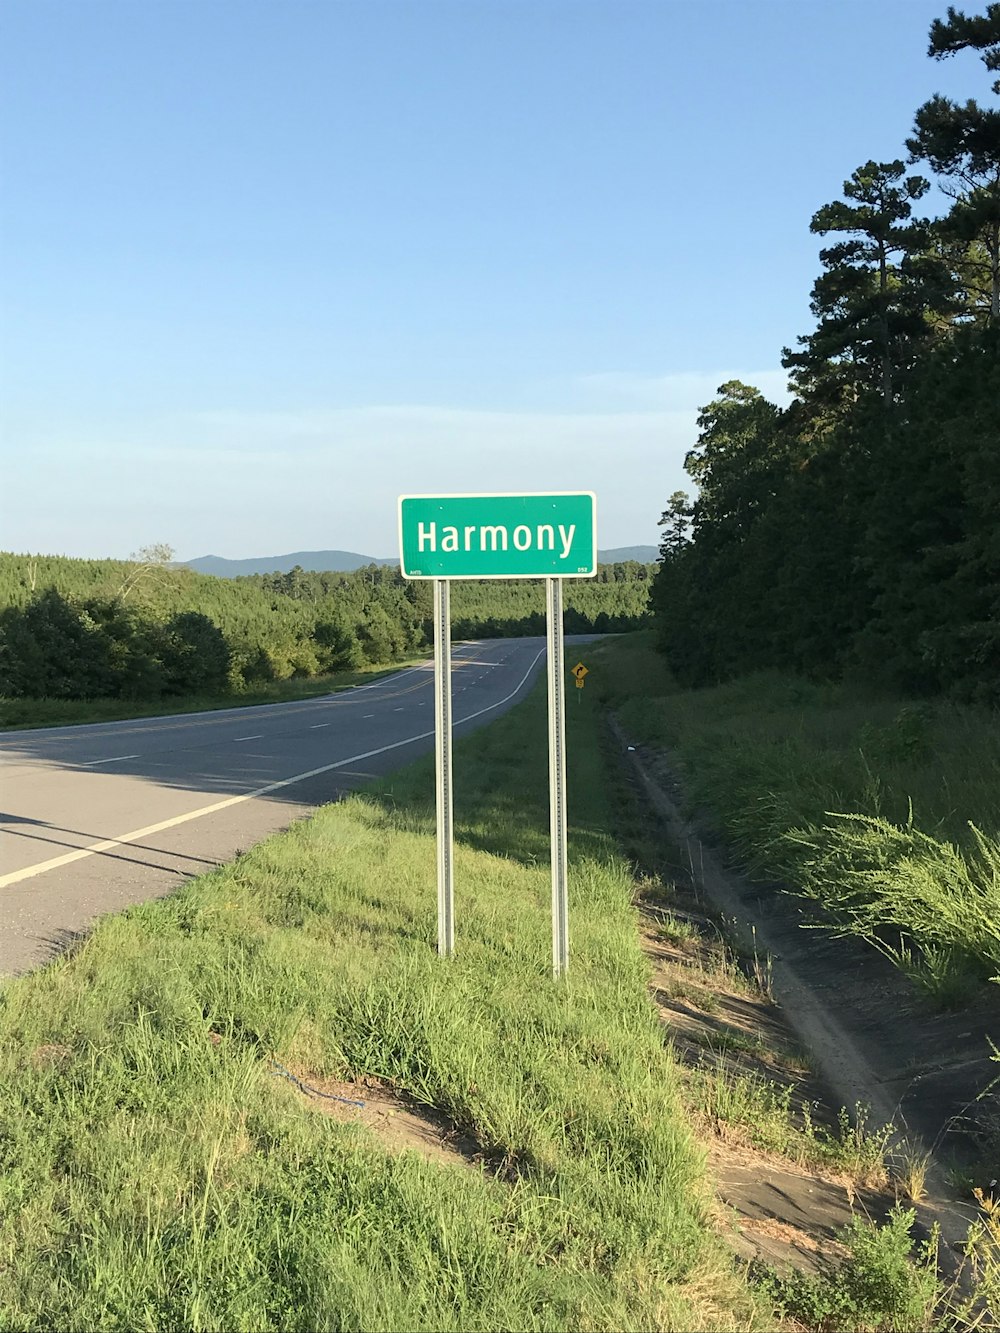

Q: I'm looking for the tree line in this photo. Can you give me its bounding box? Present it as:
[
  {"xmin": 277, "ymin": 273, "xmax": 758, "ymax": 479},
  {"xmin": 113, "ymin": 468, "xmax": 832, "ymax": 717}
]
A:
[
  {"xmin": 652, "ymin": 4, "xmax": 1000, "ymax": 704},
  {"xmin": 0, "ymin": 550, "xmax": 652, "ymax": 702}
]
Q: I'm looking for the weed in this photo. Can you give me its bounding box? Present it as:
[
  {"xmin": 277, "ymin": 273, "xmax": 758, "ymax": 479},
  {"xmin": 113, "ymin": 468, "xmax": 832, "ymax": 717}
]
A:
[
  {"xmin": 943, "ymin": 1160, "xmax": 976, "ymax": 1195},
  {"xmin": 655, "ymin": 914, "xmax": 699, "ymax": 946},
  {"xmin": 748, "ymin": 924, "xmax": 775, "ymax": 1001},
  {"xmin": 658, "ymin": 973, "xmax": 723, "ymax": 1015},
  {"xmin": 690, "ymin": 1063, "xmax": 891, "ymax": 1187},
  {"xmin": 760, "ymin": 1205, "xmax": 942, "ymax": 1332},
  {"xmin": 958, "ymin": 1188, "xmax": 1000, "ymax": 1324},
  {"xmin": 893, "ymin": 940, "xmax": 988, "ymax": 1010},
  {"xmin": 688, "ymin": 1028, "xmax": 768, "ymax": 1059},
  {"xmin": 894, "ymin": 1143, "xmax": 933, "ymax": 1203},
  {"xmin": 789, "ymin": 813, "xmax": 1000, "ymax": 988},
  {"xmin": 833, "ymin": 1105, "xmax": 894, "ymax": 1188},
  {"xmin": 858, "ymin": 704, "xmax": 935, "ymax": 767}
]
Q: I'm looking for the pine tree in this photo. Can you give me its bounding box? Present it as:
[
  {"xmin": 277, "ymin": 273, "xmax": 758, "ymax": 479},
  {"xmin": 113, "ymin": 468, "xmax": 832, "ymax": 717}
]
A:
[
  {"xmin": 656, "ymin": 492, "xmax": 692, "ymax": 561},
  {"xmin": 783, "ymin": 161, "xmax": 938, "ymax": 409},
  {"xmin": 908, "ymin": 4, "xmax": 1000, "ymax": 320}
]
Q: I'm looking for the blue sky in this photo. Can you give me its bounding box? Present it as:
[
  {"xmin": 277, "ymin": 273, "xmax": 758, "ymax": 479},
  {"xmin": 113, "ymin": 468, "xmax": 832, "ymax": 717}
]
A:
[{"xmin": 0, "ymin": 0, "xmax": 977, "ymax": 560}]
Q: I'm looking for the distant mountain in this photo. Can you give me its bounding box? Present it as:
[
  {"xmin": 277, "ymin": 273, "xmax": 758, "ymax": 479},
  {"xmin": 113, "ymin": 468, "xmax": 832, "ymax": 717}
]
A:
[
  {"xmin": 180, "ymin": 551, "xmax": 395, "ymax": 577},
  {"xmin": 181, "ymin": 545, "xmax": 659, "ymax": 578},
  {"xmin": 598, "ymin": 545, "xmax": 658, "ymax": 563}
]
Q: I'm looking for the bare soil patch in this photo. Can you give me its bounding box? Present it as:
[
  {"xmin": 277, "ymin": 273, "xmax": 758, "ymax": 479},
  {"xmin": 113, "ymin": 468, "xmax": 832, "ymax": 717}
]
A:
[{"xmin": 269, "ymin": 1067, "xmax": 485, "ymax": 1170}]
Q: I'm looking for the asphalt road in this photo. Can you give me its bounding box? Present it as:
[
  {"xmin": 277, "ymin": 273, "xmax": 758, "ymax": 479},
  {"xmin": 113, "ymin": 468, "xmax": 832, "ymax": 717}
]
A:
[{"xmin": 0, "ymin": 636, "xmax": 586, "ymax": 978}]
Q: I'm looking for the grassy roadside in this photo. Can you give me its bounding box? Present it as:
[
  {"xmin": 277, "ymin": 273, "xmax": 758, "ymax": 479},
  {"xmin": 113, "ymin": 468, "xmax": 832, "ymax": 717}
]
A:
[
  {"xmin": 0, "ymin": 672, "xmax": 764, "ymax": 1330},
  {"xmin": 0, "ymin": 657, "xmax": 427, "ymax": 731},
  {"xmin": 589, "ymin": 632, "xmax": 1000, "ymax": 1006}
]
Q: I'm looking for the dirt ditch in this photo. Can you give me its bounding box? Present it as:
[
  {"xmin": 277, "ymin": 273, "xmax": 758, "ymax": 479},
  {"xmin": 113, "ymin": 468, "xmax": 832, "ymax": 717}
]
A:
[
  {"xmin": 610, "ymin": 716, "xmax": 997, "ymax": 1277},
  {"xmin": 640, "ymin": 909, "xmax": 900, "ymax": 1277}
]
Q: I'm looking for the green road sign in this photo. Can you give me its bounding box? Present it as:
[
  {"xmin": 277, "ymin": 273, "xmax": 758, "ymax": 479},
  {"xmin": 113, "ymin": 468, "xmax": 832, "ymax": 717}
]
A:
[{"xmin": 398, "ymin": 492, "xmax": 597, "ymax": 580}]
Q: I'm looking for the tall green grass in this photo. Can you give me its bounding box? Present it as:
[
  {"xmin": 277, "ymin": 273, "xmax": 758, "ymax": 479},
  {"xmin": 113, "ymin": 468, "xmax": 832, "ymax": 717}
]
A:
[
  {"xmin": 593, "ymin": 633, "xmax": 1000, "ymax": 1004},
  {"xmin": 0, "ymin": 674, "xmax": 758, "ymax": 1331}
]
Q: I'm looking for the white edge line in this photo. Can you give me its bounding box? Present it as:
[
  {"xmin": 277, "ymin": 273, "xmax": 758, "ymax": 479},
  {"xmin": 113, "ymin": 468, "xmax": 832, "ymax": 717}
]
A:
[
  {"xmin": 0, "ymin": 663, "xmax": 434, "ymax": 741},
  {"xmin": 78, "ymin": 754, "xmax": 140, "ymax": 767},
  {"xmin": 0, "ymin": 647, "xmax": 546, "ymax": 891}
]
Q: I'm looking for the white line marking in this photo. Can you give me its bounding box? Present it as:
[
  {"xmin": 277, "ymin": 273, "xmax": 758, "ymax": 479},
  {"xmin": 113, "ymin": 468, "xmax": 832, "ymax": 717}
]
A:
[
  {"xmin": 78, "ymin": 754, "xmax": 140, "ymax": 766},
  {"xmin": 310, "ymin": 724, "xmax": 330, "ymax": 729},
  {"xmin": 394, "ymin": 707, "xmax": 405, "ymax": 712},
  {"xmin": 0, "ymin": 647, "xmax": 546, "ymax": 891},
  {"xmin": 234, "ymin": 735, "xmax": 263, "ymax": 742},
  {"xmin": 363, "ymin": 714, "xmax": 374, "ymax": 718},
  {"xmin": 350, "ymin": 665, "xmax": 428, "ymax": 691},
  {"xmin": 0, "ymin": 663, "xmax": 435, "ymax": 740}
]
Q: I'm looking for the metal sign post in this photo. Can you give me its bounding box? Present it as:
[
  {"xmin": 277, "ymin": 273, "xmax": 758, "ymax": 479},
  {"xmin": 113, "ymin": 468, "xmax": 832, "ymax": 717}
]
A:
[
  {"xmin": 433, "ymin": 578, "xmax": 454, "ymax": 956},
  {"xmin": 399, "ymin": 492, "xmax": 596, "ymax": 973},
  {"xmin": 546, "ymin": 577, "xmax": 569, "ymax": 978}
]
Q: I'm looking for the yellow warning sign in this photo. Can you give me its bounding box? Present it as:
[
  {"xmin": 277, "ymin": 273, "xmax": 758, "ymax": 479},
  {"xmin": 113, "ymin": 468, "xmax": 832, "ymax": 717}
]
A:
[
  {"xmin": 575, "ymin": 677, "xmax": 585, "ymax": 689},
  {"xmin": 571, "ymin": 662, "xmax": 589, "ymax": 681}
]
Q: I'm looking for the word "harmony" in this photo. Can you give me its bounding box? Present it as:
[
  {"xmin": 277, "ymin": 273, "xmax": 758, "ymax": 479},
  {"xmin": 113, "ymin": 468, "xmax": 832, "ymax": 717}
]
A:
[{"xmin": 415, "ymin": 522, "xmax": 578, "ymax": 560}]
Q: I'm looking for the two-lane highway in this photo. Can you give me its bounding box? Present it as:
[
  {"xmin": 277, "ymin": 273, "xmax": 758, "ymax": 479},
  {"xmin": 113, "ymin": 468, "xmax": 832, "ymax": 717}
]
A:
[{"xmin": 0, "ymin": 636, "xmax": 579, "ymax": 978}]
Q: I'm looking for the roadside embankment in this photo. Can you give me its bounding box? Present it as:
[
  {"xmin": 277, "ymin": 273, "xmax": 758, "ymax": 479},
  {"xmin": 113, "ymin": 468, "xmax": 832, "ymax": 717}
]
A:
[{"xmin": 0, "ymin": 670, "xmax": 762, "ymax": 1332}]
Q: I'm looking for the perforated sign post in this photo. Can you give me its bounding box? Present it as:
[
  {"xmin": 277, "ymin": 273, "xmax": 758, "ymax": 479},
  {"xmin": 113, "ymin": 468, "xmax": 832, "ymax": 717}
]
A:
[{"xmin": 399, "ymin": 492, "xmax": 597, "ymax": 977}]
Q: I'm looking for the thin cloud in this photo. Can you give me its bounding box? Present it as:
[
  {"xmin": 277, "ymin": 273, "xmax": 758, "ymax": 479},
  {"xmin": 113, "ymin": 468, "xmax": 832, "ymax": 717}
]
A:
[
  {"xmin": 575, "ymin": 369, "xmax": 791, "ymax": 409},
  {"xmin": 183, "ymin": 403, "xmax": 696, "ymax": 453}
]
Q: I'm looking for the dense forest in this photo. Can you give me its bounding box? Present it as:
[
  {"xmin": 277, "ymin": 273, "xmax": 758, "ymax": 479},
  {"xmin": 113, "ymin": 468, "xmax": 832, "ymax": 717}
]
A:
[
  {"xmin": 652, "ymin": 4, "xmax": 1000, "ymax": 704},
  {"xmin": 0, "ymin": 551, "xmax": 652, "ymax": 702}
]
